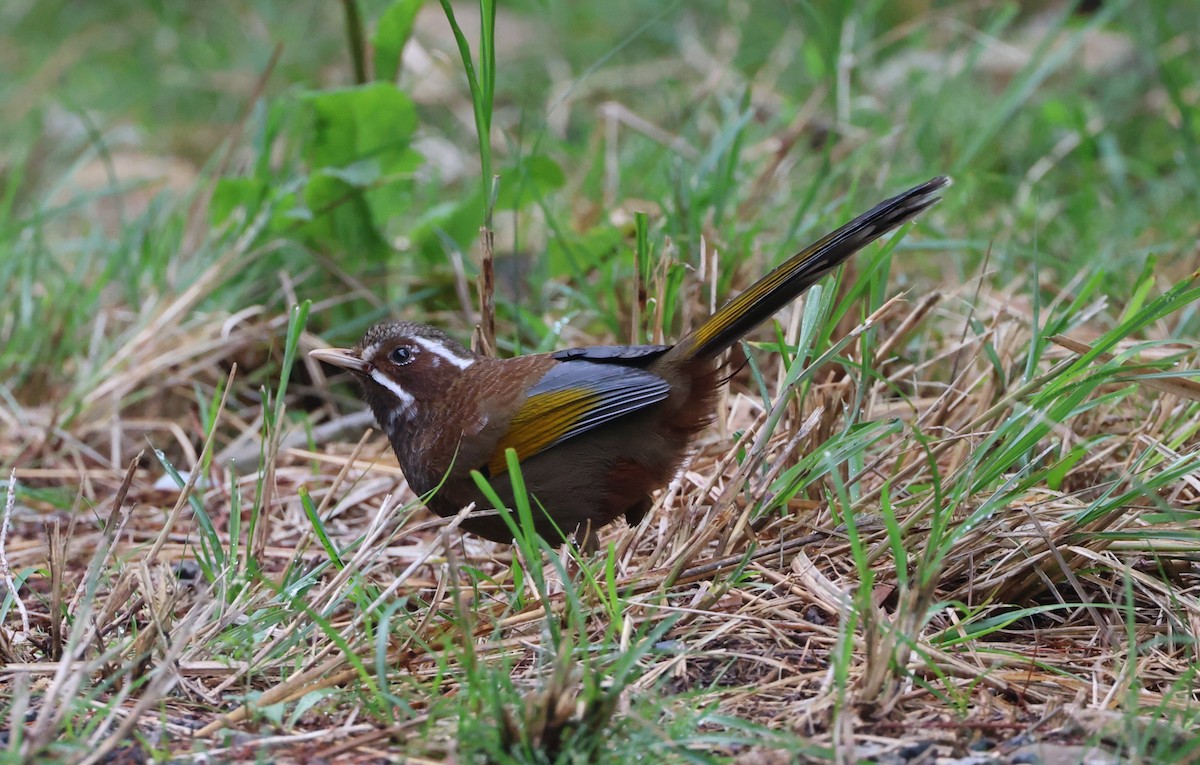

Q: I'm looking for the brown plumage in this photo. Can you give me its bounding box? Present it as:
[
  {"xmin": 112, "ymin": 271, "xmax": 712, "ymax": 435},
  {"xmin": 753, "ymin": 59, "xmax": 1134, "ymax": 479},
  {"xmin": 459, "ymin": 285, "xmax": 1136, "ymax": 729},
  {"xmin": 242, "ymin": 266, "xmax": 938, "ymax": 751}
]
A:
[{"xmin": 312, "ymin": 177, "xmax": 949, "ymax": 544}]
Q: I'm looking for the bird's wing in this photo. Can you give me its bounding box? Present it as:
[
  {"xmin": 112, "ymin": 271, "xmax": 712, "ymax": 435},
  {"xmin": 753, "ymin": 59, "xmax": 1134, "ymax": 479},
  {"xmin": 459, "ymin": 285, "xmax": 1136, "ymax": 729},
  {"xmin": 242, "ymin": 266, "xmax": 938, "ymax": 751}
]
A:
[
  {"xmin": 484, "ymin": 360, "xmax": 670, "ymax": 475},
  {"xmin": 552, "ymin": 344, "xmax": 672, "ymax": 364}
]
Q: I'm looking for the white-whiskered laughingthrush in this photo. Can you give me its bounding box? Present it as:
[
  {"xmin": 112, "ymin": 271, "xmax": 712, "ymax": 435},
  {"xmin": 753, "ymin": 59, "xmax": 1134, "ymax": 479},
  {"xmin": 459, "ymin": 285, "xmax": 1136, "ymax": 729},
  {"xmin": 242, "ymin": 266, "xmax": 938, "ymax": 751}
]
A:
[{"xmin": 312, "ymin": 177, "xmax": 949, "ymax": 544}]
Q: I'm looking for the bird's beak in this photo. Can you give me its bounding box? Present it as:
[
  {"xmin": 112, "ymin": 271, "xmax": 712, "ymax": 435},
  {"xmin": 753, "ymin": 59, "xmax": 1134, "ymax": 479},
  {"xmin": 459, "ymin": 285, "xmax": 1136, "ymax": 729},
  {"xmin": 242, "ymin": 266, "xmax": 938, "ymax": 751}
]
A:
[{"xmin": 309, "ymin": 347, "xmax": 371, "ymax": 373}]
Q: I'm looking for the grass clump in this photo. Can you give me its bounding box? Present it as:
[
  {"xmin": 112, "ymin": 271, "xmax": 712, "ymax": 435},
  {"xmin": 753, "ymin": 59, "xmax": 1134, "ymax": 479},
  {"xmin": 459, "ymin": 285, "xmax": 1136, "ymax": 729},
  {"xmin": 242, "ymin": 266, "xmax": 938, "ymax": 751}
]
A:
[{"xmin": 2, "ymin": 1, "xmax": 1199, "ymax": 762}]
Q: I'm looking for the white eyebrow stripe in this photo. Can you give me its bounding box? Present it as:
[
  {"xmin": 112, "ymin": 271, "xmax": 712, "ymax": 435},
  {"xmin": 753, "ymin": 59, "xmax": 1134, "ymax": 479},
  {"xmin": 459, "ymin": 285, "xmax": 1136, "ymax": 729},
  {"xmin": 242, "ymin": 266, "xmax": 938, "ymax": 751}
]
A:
[
  {"xmin": 413, "ymin": 337, "xmax": 473, "ymax": 369},
  {"xmin": 361, "ymin": 342, "xmax": 383, "ymax": 363},
  {"xmin": 368, "ymin": 369, "xmax": 415, "ymax": 411}
]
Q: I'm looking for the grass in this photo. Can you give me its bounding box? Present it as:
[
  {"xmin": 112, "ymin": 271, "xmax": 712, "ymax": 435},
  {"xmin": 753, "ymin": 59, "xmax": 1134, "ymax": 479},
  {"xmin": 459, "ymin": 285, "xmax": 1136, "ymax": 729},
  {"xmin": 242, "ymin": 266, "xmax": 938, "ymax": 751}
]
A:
[{"xmin": 2, "ymin": 0, "xmax": 1200, "ymax": 762}]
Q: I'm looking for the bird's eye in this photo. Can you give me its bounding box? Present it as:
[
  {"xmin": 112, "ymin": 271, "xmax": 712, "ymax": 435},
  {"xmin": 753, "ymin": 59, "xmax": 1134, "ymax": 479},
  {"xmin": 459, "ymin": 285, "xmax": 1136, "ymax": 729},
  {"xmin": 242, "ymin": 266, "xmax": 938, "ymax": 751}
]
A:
[{"xmin": 389, "ymin": 346, "xmax": 415, "ymax": 365}]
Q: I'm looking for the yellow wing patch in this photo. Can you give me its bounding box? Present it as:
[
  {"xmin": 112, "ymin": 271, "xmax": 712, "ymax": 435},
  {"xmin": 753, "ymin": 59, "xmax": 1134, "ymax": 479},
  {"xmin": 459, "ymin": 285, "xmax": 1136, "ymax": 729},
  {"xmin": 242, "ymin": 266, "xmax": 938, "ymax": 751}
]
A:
[{"xmin": 486, "ymin": 387, "xmax": 599, "ymax": 475}]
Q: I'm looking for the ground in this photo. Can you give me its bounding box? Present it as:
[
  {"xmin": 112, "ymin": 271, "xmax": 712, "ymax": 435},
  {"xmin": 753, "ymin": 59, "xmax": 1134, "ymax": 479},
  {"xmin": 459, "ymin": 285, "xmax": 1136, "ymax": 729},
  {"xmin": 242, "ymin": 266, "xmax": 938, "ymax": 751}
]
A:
[{"xmin": 1, "ymin": 1, "xmax": 1199, "ymax": 763}]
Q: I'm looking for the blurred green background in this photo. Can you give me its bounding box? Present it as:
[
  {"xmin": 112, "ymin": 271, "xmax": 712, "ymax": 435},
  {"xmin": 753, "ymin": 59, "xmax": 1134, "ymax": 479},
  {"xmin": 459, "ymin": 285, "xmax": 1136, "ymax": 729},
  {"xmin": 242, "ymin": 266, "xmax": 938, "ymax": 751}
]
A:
[{"xmin": 1, "ymin": 0, "xmax": 1197, "ymax": 409}]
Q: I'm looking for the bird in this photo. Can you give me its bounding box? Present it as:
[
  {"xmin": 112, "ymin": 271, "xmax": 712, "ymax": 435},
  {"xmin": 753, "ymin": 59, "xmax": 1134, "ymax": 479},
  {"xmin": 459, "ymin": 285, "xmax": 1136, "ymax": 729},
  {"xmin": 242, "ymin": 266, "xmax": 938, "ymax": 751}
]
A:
[{"xmin": 311, "ymin": 176, "xmax": 949, "ymax": 545}]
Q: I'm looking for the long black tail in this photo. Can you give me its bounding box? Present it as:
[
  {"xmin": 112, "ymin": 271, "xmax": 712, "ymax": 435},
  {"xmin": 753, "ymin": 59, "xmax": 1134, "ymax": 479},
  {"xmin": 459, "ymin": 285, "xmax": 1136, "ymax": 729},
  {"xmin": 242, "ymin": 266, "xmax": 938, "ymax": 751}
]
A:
[{"xmin": 670, "ymin": 176, "xmax": 949, "ymax": 361}]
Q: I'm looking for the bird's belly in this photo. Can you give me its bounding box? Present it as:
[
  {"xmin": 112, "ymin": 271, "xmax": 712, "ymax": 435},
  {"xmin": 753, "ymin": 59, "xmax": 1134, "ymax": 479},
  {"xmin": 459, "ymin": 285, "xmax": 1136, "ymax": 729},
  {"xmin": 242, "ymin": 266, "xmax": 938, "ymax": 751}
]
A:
[{"xmin": 429, "ymin": 415, "xmax": 687, "ymax": 543}]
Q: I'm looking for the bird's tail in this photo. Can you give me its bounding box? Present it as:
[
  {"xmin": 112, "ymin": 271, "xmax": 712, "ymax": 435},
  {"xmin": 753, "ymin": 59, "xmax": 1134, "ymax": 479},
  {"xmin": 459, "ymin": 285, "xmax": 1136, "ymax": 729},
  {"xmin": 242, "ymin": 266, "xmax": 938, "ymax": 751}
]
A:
[{"xmin": 669, "ymin": 176, "xmax": 949, "ymax": 362}]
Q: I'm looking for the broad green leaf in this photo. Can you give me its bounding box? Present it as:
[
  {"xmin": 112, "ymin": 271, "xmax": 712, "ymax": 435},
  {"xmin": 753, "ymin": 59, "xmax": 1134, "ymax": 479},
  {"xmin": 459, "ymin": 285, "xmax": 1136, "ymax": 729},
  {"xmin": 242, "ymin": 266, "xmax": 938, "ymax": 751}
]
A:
[
  {"xmin": 301, "ymin": 83, "xmax": 419, "ymax": 172},
  {"xmin": 298, "ymin": 83, "xmax": 422, "ymax": 254},
  {"xmin": 303, "ymin": 172, "xmax": 389, "ymax": 259}
]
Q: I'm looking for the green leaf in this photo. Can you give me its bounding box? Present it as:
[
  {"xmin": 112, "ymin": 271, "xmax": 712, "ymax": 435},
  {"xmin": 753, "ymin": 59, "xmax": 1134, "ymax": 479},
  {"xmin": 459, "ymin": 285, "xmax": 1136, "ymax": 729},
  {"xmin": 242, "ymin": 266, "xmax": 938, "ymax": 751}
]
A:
[
  {"xmin": 303, "ymin": 172, "xmax": 390, "ymax": 258},
  {"xmin": 301, "ymin": 83, "xmax": 419, "ymax": 172},
  {"xmin": 210, "ymin": 177, "xmax": 303, "ymax": 240},
  {"xmin": 494, "ymin": 155, "xmax": 567, "ymax": 210},
  {"xmin": 526, "ymin": 154, "xmax": 565, "ymax": 188},
  {"xmin": 297, "ymin": 83, "xmax": 423, "ymax": 253},
  {"xmin": 409, "ymin": 191, "xmax": 483, "ymax": 261},
  {"xmin": 373, "ymin": 0, "xmax": 423, "ymax": 82},
  {"xmin": 545, "ymin": 224, "xmax": 624, "ymax": 277},
  {"xmin": 1046, "ymin": 441, "xmax": 1090, "ymax": 491},
  {"xmin": 287, "ymin": 689, "xmax": 336, "ymax": 730},
  {"xmin": 325, "ymin": 159, "xmax": 383, "ymax": 188},
  {"xmin": 210, "ymin": 178, "xmax": 267, "ymax": 227}
]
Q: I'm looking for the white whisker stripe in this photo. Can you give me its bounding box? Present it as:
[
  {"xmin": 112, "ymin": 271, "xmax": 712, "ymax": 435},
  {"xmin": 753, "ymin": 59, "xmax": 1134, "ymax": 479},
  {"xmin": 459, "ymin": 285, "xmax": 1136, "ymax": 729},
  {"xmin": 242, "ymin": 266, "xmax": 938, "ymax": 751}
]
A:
[
  {"xmin": 369, "ymin": 369, "xmax": 415, "ymax": 411},
  {"xmin": 386, "ymin": 408, "xmax": 404, "ymax": 429},
  {"xmin": 414, "ymin": 337, "xmax": 473, "ymax": 369}
]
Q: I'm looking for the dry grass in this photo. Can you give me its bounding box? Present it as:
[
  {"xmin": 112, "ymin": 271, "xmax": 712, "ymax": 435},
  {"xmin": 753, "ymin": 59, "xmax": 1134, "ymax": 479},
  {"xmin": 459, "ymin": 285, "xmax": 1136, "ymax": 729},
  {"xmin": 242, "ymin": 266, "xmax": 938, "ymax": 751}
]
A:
[
  {"xmin": 4, "ymin": 259, "xmax": 1200, "ymax": 762},
  {"xmin": 4, "ymin": 1, "xmax": 1200, "ymax": 762}
]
